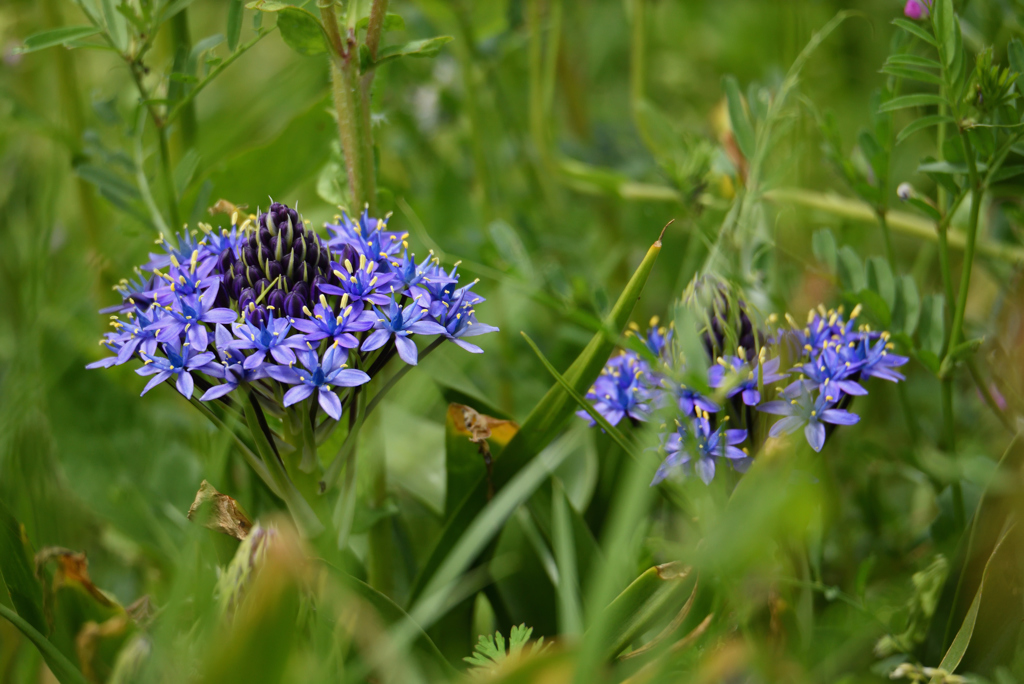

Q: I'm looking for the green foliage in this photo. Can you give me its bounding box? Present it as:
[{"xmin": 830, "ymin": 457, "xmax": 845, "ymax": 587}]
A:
[{"xmin": 464, "ymin": 624, "xmax": 547, "ymax": 674}]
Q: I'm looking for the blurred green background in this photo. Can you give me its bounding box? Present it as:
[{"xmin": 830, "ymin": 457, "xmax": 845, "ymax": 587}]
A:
[{"xmin": 2, "ymin": 0, "xmax": 1023, "ymax": 681}]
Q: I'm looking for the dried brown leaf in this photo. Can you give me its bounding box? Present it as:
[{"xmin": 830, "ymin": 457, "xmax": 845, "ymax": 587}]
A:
[{"xmin": 187, "ymin": 480, "xmax": 253, "ymax": 541}]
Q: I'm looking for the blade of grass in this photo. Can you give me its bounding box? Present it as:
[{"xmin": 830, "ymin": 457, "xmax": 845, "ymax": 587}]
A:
[
  {"xmin": 552, "ymin": 478, "xmax": 584, "ymax": 637},
  {"xmin": 407, "ymin": 225, "xmax": 665, "ymax": 605},
  {"xmin": 0, "ymin": 604, "xmax": 89, "ymax": 684}
]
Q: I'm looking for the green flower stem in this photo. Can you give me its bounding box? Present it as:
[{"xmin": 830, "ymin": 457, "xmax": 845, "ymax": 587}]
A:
[
  {"xmin": 363, "ymin": 0, "xmax": 389, "ymax": 64},
  {"xmin": 322, "ymin": 1, "xmax": 376, "ymax": 214},
  {"xmin": 127, "ymin": 62, "xmax": 181, "ymax": 229},
  {"xmin": 877, "ymin": 210, "xmax": 896, "ymax": 270}
]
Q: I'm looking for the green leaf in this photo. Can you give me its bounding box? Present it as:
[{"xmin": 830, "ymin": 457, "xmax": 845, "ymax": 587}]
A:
[
  {"xmin": 916, "ymin": 348, "xmax": 941, "ymax": 374},
  {"xmin": 881, "ymin": 65, "xmax": 943, "ymax": 85},
  {"xmin": 552, "ymin": 480, "xmax": 583, "ymax": 637},
  {"xmin": 919, "ymin": 294, "xmax": 945, "ymax": 356},
  {"xmin": 892, "ymin": 18, "xmax": 939, "ymax": 47},
  {"xmin": 918, "ymin": 160, "xmax": 986, "ymax": 175},
  {"xmin": 0, "ymin": 501, "xmax": 46, "ymax": 635},
  {"xmin": 937, "ymin": 525, "xmax": 1015, "ymax": 673},
  {"xmin": 886, "ymin": 53, "xmax": 943, "ymax": 70},
  {"xmin": 856, "ymin": 288, "xmax": 892, "ymax": 329},
  {"xmin": 894, "ymin": 275, "xmax": 921, "ymax": 336},
  {"xmin": 1009, "ymin": 39, "xmax": 1024, "ymax": 93},
  {"xmin": 245, "ymin": 0, "xmax": 288, "ymax": 10},
  {"xmin": 16, "ymin": 26, "xmax": 102, "ymax": 53},
  {"xmin": 74, "ymin": 164, "xmax": 140, "ymax": 202},
  {"xmin": 368, "ymin": 36, "xmax": 453, "ymax": 69},
  {"xmin": 896, "ymin": 114, "xmax": 954, "ymax": 145},
  {"xmin": 989, "ymin": 165, "xmax": 1024, "ymax": 184},
  {"xmin": 102, "ymin": 0, "xmax": 128, "ymax": 51},
  {"xmin": 812, "ymin": 228, "xmax": 838, "ymax": 274},
  {"xmin": 408, "ymin": 233, "xmax": 663, "ymax": 605},
  {"xmin": 837, "ymin": 246, "xmax": 866, "ymax": 292},
  {"xmin": 159, "ymin": 0, "xmax": 198, "ymax": 22},
  {"xmin": 933, "ymin": 0, "xmax": 956, "ymax": 67},
  {"xmin": 723, "ymin": 75, "xmax": 756, "ymax": 160},
  {"xmin": 866, "ymin": 257, "xmax": 896, "ymax": 313},
  {"xmin": 905, "ymin": 196, "xmax": 942, "ymax": 222},
  {"xmin": 276, "ymin": 7, "xmax": 326, "ymax": 56},
  {"xmin": 596, "ymin": 564, "xmax": 696, "ymax": 658},
  {"xmin": 0, "ymin": 605, "xmax": 89, "ymax": 684},
  {"xmin": 174, "ymin": 148, "xmax": 200, "ymax": 196},
  {"xmin": 356, "ymin": 12, "xmax": 405, "ymax": 33},
  {"xmin": 227, "ymin": 0, "xmax": 244, "ymax": 52},
  {"xmin": 878, "ymin": 93, "xmax": 946, "ymax": 112}
]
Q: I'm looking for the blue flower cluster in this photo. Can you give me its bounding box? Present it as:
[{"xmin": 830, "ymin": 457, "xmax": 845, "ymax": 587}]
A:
[
  {"xmin": 88, "ymin": 203, "xmax": 497, "ymax": 421},
  {"xmin": 579, "ymin": 304, "xmax": 908, "ymax": 486}
]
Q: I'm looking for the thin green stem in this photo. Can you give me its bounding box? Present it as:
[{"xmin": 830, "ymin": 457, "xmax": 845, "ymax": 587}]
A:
[
  {"xmin": 877, "ymin": 210, "xmax": 896, "ymax": 268},
  {"xmin": 946, "ymin": 129, "xmax": 983, "ymax": 356},
  {"xmin": 169, "ymin": 9, "xmax": 197, "ymax": 148},
  {"xmin": 165, "ymin": 29, "xmax": 272, "ymax": 126},
  {"xmin": 0, "ymin": 605, "xmax": 90, "ymax": 684}
]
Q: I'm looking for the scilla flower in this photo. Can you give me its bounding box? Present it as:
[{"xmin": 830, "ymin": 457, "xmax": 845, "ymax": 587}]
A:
[
  {"xmin": 265, "ymin": 346, "xmax": 370, "ymax": 420},
  {"xmin": 361, "ymin": 296, "xmax": 447, "ymax": 365},
  {"xmin": 652, "ymin": 411, "xmax": 749, "ymax": 485},
  {"xmin": 758, "ymin": 389, "xmax": 859, "ymax": 452}
]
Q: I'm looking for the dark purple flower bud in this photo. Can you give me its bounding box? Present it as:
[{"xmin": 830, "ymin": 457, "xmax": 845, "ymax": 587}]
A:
[
  {"xmin": 292, "ymin": 236, "xmax": 307, "ymax": 263},
  {"xmin": 311, "ymin": 274, "xmax": 329, "ymax": 301},
  {"xmin": 280, "ymin": 253, "xmax": 293, "ymax": 280},
  {"xmin": 291, "ymin": 280, "xmax": 309, "ymax": 300},
  {"xmin": 259, "ymin": 246, "xmax": 271, "ymax": 269},
  {"xmin": 248, "ymin": 234, "xmax": 258, "ymax": 251},
  {"xmin": 217, "ymin": 249, "xmax": 236, "ymax": 274},
  {"xmin": 305, "ymin": 238, "xmax": 321, "ymax": 267},
  {"xmin": 259, "ymin": 226, "xmax": 271, "ymax": 245},
  {"xmin": 338, "ymin": 244, "xmax": 360, "ymax": 270},
  {"xmin": 246, "ymin": 266, "xmax": 262, "ymax": 286},
  {"xmin": 284, "ymin": 291, "xmax": 306, "ymax": 318},
  {"xmin": 267, "ymin": 289, "xmax": 286, "ymax": 312},
  {"xmin": 213, "ymin": 280, "xmax": 231, "ymax": 309},
  {"xmin": 239, "ymin": 287, "xmax": 256, "ymax": 312},
  {"xmin": 266, "ymin": 260, "xmax": 282, "ymax": 281},
  {"xmin": 248, "ymin": 304, "xmax": 268, "ymax": 328},
  {"xmin": 231, "ymin": 274, "xmax": 246, "ymax": 300},
  {"xmin": 242, "ymin": 245, "xmax": 256, "ymax": 267},
  {"xmin": 255, "ymin": 278, "xmax": 271, "ymax": 296}
]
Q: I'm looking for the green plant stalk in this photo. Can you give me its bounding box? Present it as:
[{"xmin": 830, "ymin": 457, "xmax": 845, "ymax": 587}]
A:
[
  {"xmin": 322, "ymin": 1, "xmax": 376, "ymax": 214},
  {"xmin": 946, "ymin": 129, "xmax": 983, "ymax": 358},
  {"xmin": 127, "ymin": 63, "xmax": 181, "ymax": 229},
  {"xmin": 242, "ymin": 391, "xmax": 324, "ymax": 537},
  {"xmin": 0, "ymin": 605, "xmax": 89, "ymax": 684},
  {"xmin": 169, "ymin": 8, "xmax": 197, "ymax": 148},
  {"xmin": 41, "ymin": 0, "xmax": 101, "ymax": 252},
  {"xmin": 877, "ymin": 210, "xmax": 896, "ymax": 271}
]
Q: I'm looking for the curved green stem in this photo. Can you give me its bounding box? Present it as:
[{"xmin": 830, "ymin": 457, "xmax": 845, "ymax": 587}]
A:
[{"xmin": 0, "ymin": 605, "xmax": 89, "ymax": 684}]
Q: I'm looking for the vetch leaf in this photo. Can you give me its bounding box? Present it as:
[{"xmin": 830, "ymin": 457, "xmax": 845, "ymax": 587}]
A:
[
  {"xmin": 892, "ymin": 275, "xmax": 921, "ymax": 336},
  {"xmin": 276, "ymin": 7, "xmax": 326, "ymax": 56},
  {"xmin": 933, "ymin": 0, "xmax": 956, "ymax": 67},
  {"xmin": 16, "ymin": 26, "xmax": 102, "ymax": 53},
  {"xmin": 878, "ymin": 93, "xmax": 946, "ymax": 112},
  {"xmin": 919, "ymin": 294, "xmax": 945, "ymax": 357},
  {"xmin": 723, "ymin": 75, "xmax": 756, "ymax": 160},
  {"xmin": 892, "ymin": 18, "xmax": 939, "ymax": 47},
  {"xmin": 837, "ymin": 246, "xmax": 866, "ymax": 292},
  {"xmin": 356, "ymin": 12, "xmax": 405, "ymax": 33},
  {"xmin": 227, "ymin": 0, "xmax": 244, "ymax": 52},
  {"xmin": 881, "ymin": 65, "xmax": 943, "ymax": 85},
  {"xmin": 867, "ymin": 257, "xmax": 896, "ymax": 313},
  {"xmin": 368, "ymin": 36, "xmax": 453, "ymax": 69},
  {"xmin": 897, "ymin": 115, "xmax": 955, "ymax": 145}
]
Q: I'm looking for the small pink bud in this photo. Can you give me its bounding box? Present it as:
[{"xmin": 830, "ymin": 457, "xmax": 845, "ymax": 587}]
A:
[{"xmin": 904, "ymin": 0, "xmax": 929, "ymax": 19}]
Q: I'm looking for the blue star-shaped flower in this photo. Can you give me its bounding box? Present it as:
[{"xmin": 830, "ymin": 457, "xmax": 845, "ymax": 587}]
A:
[
  {"xmin": 265, "ymin": 346, "xmax": 370, "ymax": 420},
  {"xmin": 361, "ymin": 297, "xmax": 447, "ymax": 365}
]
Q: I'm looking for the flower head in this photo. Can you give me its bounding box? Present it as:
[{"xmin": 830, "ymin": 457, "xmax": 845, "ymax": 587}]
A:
[
  {"xmin": 265, "ymin": 346, "xmax": 370, "ymax": 420},
  {"xmin": 758, "ymin": 389, "xmax": 859, "ymax": 452},
  {"xmin": 361, "ymin": 296, "xmax": 447, "ymax": 365},
  {"xmin": 652, "ymin": 412, "xmax": 748, "ymax": 485}
]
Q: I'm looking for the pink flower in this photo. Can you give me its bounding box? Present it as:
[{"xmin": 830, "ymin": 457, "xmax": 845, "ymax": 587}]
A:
[{"xmin": 904, "ymin": 0, "xmax": 931, "ymax": 19}]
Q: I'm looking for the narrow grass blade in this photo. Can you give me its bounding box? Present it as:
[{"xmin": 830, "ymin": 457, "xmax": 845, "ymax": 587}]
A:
[
  {"xmin": 937, "ymin": 523, "xmax": 1016, "ymax": 673},
  {"xmin": 407, "ymin": 228, "xmax": 664, "ymax": 604},
  {"xmin": 0, "ymin": 500, "xmax": 46, "ymax": 634},
  {"xmin": 552, "ymin": 479, "xmax": 584, "ymax": 637},
  {"xmin": 0, "ymin": 604, "xmax": 89, "ymax": 684}
]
